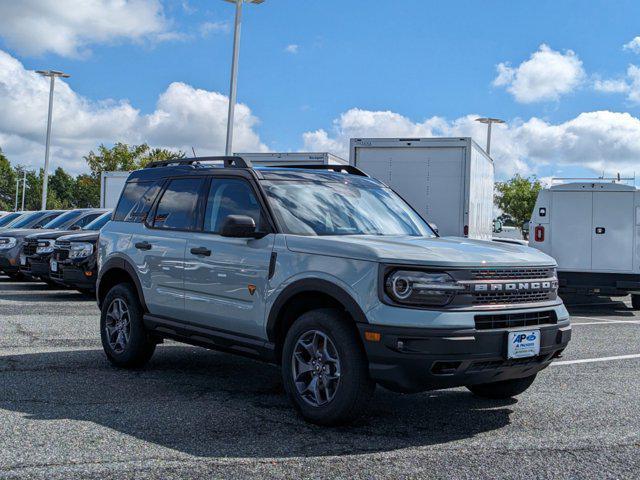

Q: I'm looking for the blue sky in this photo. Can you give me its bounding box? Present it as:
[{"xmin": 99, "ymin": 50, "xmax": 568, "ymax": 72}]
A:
[{"xmin": 1, "ymin": 0, "xmax": 640, "ymax": 181}]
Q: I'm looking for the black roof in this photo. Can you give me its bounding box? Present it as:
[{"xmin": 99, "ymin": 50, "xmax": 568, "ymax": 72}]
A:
[{"xmin": 126, "ymin": 156, "xmax": 383, "ymax": 187}]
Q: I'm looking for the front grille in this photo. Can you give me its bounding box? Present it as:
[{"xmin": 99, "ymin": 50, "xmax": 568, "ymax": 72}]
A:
[
  {"xmin": 474, "ymin": 310, "xmax": 557, "ymax": 330},
  {"xmin": 472, "ymin": 290, "xmax": 555, "ymax": 305},
  {"xmin": 23, "ymin": 241, "xmax": 38, "ymax": 256},
  {"xmin": 470, "ymin": 267, "xmax": 555, "ymax": 280},
  {"xmin": 53, "ymin": 240, "xmax": 70, "ymax": 261}
]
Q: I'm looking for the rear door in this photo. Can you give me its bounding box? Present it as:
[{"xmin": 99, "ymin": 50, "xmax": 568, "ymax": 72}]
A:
[
  {"xmin": 550, "ymin": 192, "xmax": 592, "ymax": 271},
  {"xmin": 130, "ymin": 177, "xmax": 206, "ymax": 320},
  {"xmin": 183, "ymin": 177, "xmax": 274, "ymax": 339},
  {"xmin": 592, "ymin": 192, "xmax": 634, "ymax": 272}
]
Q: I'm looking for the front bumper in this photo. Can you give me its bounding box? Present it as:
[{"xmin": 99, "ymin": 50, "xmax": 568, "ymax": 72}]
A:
[
  {"xmin": 49, "ymin": 259, "xmax": 96, "ymax": 290},
  {"xmin": 20, "ymin": 256, "xmax": 50, "ymax": 279},
  {"xmin": 0, "ymin": 248, "xmax": 21, "ymax": 274},
  {"xmin": 358, "ymin": 317, "xmax": 571, "ymax": 393}
]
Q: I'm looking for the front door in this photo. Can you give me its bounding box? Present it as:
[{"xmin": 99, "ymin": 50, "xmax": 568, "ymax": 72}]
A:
[{"xmin": 183, "ymin": 177, "xmax": 274, "ymax": 339}]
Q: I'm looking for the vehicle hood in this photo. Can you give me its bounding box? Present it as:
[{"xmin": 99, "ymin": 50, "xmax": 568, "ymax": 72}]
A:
[
  {"xmin": 284, "ymin": 234, "xmax": 556, "ymax": 267},
  {"xmin": 56, "ymin": 231, "xmax": 98, "ymax": 243},
  {"xmin": 0, "ymin": 228, "xmax": 46, "ymax": 239},
  {"xmin": 25, "ymin": 230, "xmax": 79, "ymax": 241}
]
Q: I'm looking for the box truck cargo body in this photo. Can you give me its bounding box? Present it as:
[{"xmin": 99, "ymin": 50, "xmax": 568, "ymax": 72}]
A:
[
  {"xmin": 235, "ymin": 152, "xmax": 347, "ymax": 166},
  {"xmin": 529, "ymin": 182, "xmax": 640, "ymax": 306},
  {"xmin": 350, "ymin": 138, "xmax": 494, "ymax": 239},
  {"xmin": 100, "ymin": 172, "xmax": 130, "ymax": 209}
]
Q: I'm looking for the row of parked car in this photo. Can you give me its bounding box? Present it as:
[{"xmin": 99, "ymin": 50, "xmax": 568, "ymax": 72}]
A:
[{"xmin": 0, "ymin": 209, "xmax": 111, "ymax": 294}]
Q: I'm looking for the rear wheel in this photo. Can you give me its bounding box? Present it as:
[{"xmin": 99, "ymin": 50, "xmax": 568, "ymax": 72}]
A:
[
  {"xmin": 467, "ymin": 374, "xmax": 537, "ymax": 399},
  {"xmin": 282, "ymin": 309, "xmax": 375, "ymax": 426},
  {"xmin": 631, "ymin": 294, "xmax": 640, "ymax": 310},
  {"xmin": 100, "ymin": 283, "xmax": 155, "ymax": 368}
]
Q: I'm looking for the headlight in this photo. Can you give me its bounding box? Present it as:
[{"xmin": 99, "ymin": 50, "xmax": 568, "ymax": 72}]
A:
[
  {"xmin": 0, "ymin": 237, "xmax": 17, "ymax": 250},
  {"xmin": 36, "ymin": 240, "xmax": 55, "ymax": 254},
  {"xmin": 384, "ymin": 270, "xmax": 465, "ymax": 307},
  {"xmin": 69, "ymin": 242, "xmax": 94, "ymax": 259}
]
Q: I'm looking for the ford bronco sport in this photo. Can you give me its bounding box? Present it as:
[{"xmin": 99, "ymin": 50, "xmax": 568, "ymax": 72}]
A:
[{"xmin": 97, "ymin": 157, "xmax": 571, "ymax": 425}]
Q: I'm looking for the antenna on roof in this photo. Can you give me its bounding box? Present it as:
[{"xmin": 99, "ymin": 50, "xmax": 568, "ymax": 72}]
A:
[{"xmin": 191, "ymin": 146, "xmax": 197, "ymax": 157}]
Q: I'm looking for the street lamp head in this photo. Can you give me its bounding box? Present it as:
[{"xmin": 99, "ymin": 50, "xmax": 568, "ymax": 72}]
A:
[
  {"xmin": 36, "ymin": 70, "xmax": 71, "ymax": 78},
  {"xmin": 475, "ymin": 117, "xmax": 505, "ymax": 125}
]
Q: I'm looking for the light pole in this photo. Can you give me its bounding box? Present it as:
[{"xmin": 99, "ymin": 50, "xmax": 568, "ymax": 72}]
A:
[
  {"xmin": 36, "ymin": 69, "xmax": 70, "ymax": 210},
  {"xmin": 223, "ymin": 0, "xmax": 264, "ymax": 156},
  {"xmin": 21, "ymin": 171, "xmax": 27, "ymax": 211},
  {"xmin": 475, "ymin": 117, "xmax": 505, "ymax": 156},
  {"xmin": 14, "ymin": 178, "xmax": 19, "ymax": 211}
]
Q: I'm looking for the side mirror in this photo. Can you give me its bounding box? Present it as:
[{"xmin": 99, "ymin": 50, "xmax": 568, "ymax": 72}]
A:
[
  {"xmin": 220, "ymin": 215, "xmax": 257, "ymax": 238},
  {"xmin": 70, "ymin": 225, "xmax": 82, "ymax": 231}
]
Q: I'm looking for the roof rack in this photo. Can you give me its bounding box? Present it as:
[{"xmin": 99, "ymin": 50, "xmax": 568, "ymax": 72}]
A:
[
  {"xmin": 267, "ymin": 164, "xmax": 368, "ymax": 176},
  {"xmin": 146, "ymin": 156, "xmax": 252, "ymax": 169}
]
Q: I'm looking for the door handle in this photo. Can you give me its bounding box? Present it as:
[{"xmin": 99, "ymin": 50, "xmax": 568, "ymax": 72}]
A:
[
  {"xmin": 135, "ymin": 241, "xmax": 152, "ymax": 251},
  {"xmin": 595, "ymin": 227, "xmax": 606, "ymax": 235},
  {"xmin": 190, "ymin": 247, "xmax": 212, "ymax": 256}
]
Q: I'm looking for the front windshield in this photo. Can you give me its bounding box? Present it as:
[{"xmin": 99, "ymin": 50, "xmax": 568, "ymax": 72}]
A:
[
  {"xmin": 43, "ymin": 210, "xmax": 82, "ymax": 229},
  {"xmin": 83, "ymin": 212, "xmax": 112, "ymax": 230},
  {"xmin": 263, "ymin": 180, "xmax": 435, "ymax": 237},
  {"xmin": 9, "ymin": 211, "xmax": 45, "ymax": 228},
  {"xmin": 0, "ymin": 213, "xmax": 22, "ymax": 227}
]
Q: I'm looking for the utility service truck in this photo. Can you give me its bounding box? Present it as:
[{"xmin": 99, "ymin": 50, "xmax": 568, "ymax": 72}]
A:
[
  {"xmin": 350, "ymin": 137, "xmax": 494, "ymax": 240},
  {"xmin": 235, "ymin": 152, "xmax": 347, "ymax": 166},
  {"xmin": 100, "ymin": 172, "xmax": 130, "ymax": 209},
  {"xmin": 529, "ymin": 181, "xmax": 640, "ymax": 308}
]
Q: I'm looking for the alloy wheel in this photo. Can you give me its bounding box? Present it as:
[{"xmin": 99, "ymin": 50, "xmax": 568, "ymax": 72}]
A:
[{"xmin": 292, "ymin": 330, "xmax": 341, "ymax": 407}]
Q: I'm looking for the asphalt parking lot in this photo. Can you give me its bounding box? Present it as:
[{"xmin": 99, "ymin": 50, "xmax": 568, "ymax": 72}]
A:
[{"xmin": 0, "ymin": 276, "xmax": 639, "ymax": 479}]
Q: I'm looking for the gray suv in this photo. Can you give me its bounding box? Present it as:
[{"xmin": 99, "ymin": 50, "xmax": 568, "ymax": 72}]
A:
[{"xmin": 97, "ymin": 157, "xmax": 571, "ymax": 425}]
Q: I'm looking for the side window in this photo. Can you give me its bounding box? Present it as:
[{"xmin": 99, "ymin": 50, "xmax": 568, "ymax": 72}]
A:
[
  {"xmin": 153, "ymin": 178, "xmax": 205, "ymax": 231},
  {"xmin": 204, "ymin": 178, "xmax": 264, "ymax": 233},
  {"xmin": 113, "ymin": 181, "xmax": 162, "ymax": 222},
  {"xmin": 34, "ymin": 213, "xmax": 58, "ymax": 228},
  {"xmin": 73, "ymin": 213, "xmax": 101, "ymax": 228}
]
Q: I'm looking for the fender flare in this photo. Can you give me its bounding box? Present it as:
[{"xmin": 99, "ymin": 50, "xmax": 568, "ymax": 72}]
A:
[
  {"xmin": 97, "ymin": 256, "xmax": 148, "ymax": 312},
  {"xmin": 266, "ymin": 278, "xmax": 369, "ymax": 342}
]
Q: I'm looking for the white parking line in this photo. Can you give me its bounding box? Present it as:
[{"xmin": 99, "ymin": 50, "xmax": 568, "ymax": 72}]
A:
[{"xmin": 552, "ymin": 354, "xmax": 640, "ymax": 366}]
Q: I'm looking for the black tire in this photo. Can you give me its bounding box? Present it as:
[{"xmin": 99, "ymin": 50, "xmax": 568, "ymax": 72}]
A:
[
  {"xmin": 632, "ymin": 294, "xmax": 640, "ymax": 310},
  {"xmin": 100, "ymin": 283, "xmax": 155, "ymax": 368},
  {"xmin": 467, "ymin": 374, "xmax": 537, "ymax": 399},
  {"xmin": 281, "ymin": 308, "xmax": 375, "ymax": 426}
]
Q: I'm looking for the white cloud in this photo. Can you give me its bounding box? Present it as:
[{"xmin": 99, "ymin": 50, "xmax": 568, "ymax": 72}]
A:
[
  {"xmin": 493, "ymin": 44, "xmax": 585, "ymax": 103},
  {"xmin": 593, "ymin": 64, "xmax": 640, "ymax": 103},
  {"xmin": 623, "ymin": 37, "xmax": 640, "ymax": 54},
  {"xmin": 199, "ymin": 21, "xmax": 230, "ymax": 37},
  {"xmin": 0, "ymin": 0, "xmax": 176, "ymax": 58},
  {"xmin": 284, "ymin": 44, "xmax": 299, "ymax": 54},
  {"xmin": 0, "ymin": 49, "xmax": 267, "ymax": 174},
  {"xmin": 302, "ymin": 108, "xmax": 640, "ymax": 179}
]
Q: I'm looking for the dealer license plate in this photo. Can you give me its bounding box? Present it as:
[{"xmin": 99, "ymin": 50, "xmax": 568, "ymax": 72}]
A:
[
  {"xmin": 50, "ymin": 260, "xmax": 57, "ymax": 272},
  {"xmin": 507, "ymin": 330, "xmax": 540, "ymax": 359},
  {"xmin": 19, "ymin": 254, "xmax": 26, "ymax": 266}
]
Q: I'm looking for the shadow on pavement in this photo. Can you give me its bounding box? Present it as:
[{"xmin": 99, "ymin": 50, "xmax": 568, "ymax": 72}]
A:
[{"xmin": 0, "ymin": 346, "xmax": 515, "ymax": 458}]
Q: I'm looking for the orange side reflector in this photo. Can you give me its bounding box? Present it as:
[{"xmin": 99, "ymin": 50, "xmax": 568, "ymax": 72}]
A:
[
  {"xmin": 84, "ymin": 271, "xmax": 93, "ymax": 277},
  {"xmin": 364, "ymin": 331, "xmax": 381, "ymax": 342}
]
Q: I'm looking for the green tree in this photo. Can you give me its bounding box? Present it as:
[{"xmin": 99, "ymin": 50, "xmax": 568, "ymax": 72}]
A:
[
  {"xmin": 49, "ymin": 167, "xmax": 77, "ymax": 208},
  {"xmin": 495, "ymin": 175, "xmax": 543, "ymax": 227},
  {"xmin": 81, "ymin": 143, "xmax": 184, "ymax": 208},
  {"xmin": 0, "ymin": 149, "xmax": 17, "ymax": 210}
]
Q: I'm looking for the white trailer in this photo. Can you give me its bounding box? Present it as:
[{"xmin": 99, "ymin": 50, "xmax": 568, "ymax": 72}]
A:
[
  {"xmin": 235, "ymin": 152, "xmax": 347, "ymax": 166},
  {"xmin": 350, "ymin": 137, "xmax": 494, "ymax": 239},
  {"xmin": 529, "ymin": 182, "xmax": 640, "ymax": 307},
  {"xmin": 100, "ymin": 171, "xmax": 131, "ymax": 209}
]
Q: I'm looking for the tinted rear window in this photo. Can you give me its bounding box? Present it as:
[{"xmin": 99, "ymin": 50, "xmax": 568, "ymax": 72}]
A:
[
  {"xmin": 152, "ymin": 178, "xmax": 205, "ymax": 231},
  {"xmin": 113, "ymin": 181, "xmax": 162, "ymax": 222}
]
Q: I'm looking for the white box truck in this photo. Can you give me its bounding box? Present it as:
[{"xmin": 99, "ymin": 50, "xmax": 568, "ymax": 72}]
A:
[
  {"xmin": 100, "ymin": 171, "xmax": 131, "ymax": 209},
  {"xmin": 529, "ymin": 182, "xmax": 640, "ymax": 308},
  {"xmin": 350, "ymin": 137, "xmax": 494, "ymax": 239},
  {"xmin": 235, "ymin": 152, "xmax": 347, "ymax": 166}
]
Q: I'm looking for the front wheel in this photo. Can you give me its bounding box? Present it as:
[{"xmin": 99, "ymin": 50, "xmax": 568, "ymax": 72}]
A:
[
  {"xmin": 467, "ymin": 374, "xmax": 537, "ymax": 399},
  {"xmin": 631, "ymin": 294, "xmax": 640, "ymax": 310},
  {"xmin": 100, "ymin": 283, "xmax": 156, "ymax": 368},
  {"xmin": 281, "ymin": 309, "xmax": 375, "ymax": 426}
]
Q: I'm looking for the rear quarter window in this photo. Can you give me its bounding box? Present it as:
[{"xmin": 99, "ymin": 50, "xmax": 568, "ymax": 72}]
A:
[{"xmin": 113, "ymin": 181, "xmax": 162, "ymax": 222}]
